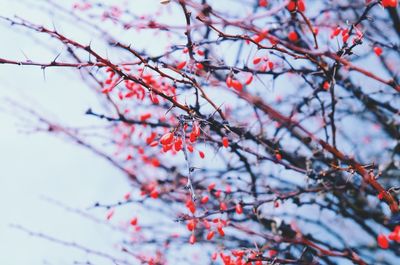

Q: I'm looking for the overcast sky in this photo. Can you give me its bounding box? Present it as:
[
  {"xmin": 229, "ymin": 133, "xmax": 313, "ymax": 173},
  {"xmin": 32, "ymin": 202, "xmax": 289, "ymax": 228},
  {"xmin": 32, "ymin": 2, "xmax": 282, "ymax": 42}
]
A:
[{"xmin": 0, "ymin": 1, "xmax": 133, "ymax": 264}]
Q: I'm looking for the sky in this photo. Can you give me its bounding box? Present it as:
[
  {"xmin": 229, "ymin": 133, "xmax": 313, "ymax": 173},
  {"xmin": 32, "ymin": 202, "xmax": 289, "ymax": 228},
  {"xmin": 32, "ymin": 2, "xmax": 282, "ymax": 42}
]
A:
[{"xmin": 0, "ymin": 1, "xmax": 132, "ymax": 264}]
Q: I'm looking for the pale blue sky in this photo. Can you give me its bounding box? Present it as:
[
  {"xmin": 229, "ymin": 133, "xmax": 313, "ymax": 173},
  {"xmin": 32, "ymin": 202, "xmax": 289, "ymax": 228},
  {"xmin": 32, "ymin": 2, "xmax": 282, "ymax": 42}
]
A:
[{"xmin": 0, "ymin": 1, "xmax": 131, "ymax": 264}]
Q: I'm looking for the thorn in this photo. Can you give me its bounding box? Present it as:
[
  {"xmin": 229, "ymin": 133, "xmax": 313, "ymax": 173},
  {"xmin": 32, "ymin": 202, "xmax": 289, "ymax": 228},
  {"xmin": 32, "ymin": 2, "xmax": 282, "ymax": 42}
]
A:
[
  {"xmin": 51, "ymin": 19, "xmax": 57, "ymax": 32},
  {"xmin": 42, "ymin": 68, "xmax": 46, "ymax": 81},
  {"xmin": 85, "ymin": 108, "xmax": 93, "ymax": 115},
  {"xmin": 19, "ymin": 49, "xmax": 29, "ymax": 61}
]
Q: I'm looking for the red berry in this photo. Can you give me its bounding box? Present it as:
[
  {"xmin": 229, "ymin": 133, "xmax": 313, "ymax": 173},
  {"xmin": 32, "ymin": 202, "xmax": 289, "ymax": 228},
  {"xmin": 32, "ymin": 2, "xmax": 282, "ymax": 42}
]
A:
[
  {"xmin": 118, "ymin": 91, "xmax": 124, "ymax": 100},
  {"xmin": 252, "ymin": 34, "xmax": 265, "ymax": 43},
  {"xmin": 187, "ymin": 219, "xmax": 196, "ymax": 231},
  {"xmin": 235, "ymin": 204, "xmax": 243, "ymax": 215},
  {"xmin": 192, "ymin": 123, "xmax": 200, "ymax": 136},
  {"xmin": 260, "ymin": 63, "xmax": 268, "ymax": 72},
  {"xmin": 220, "ymin": 202, "xmax": 228, "ymax": 211},
  {"xmin": 287, "ymin": 1, "xmax": 296, "ymax": 11},
  {"xmin": 269, "ymin": 249, "xmax": 278, "ymax": 257},
  {"xmin": 382, "ymin": 0, "xmax": 398, "ymax": 8},
  {"xmin": 151, "ymin": 158, "xmax": 160, "ymax": 167},
  {"xmin": 196, "ymin": 63, "xmax": 204, "ymax": 70},
  {"xmin": 199, "ymin": 150, "xmax": 205, "ymax": 159},
  {"xmin": 189, "ymin": 204, "xmax": 196, "ymax": 214},
  {"xmin": 176, "ymin": 61, "xmax": 186, "ymax": 70},
  {"xmin": 150, "ymin": 190, "xmax": 159, "ymax": 199},
  {"xmin": 231, "ymin": 80, "xmax": 243, "ymax": 91},
  {"xmin": 217, "ymin": 226, "xmax": 225, "ymax": 236},
  {"xmin": 221, "ymin": 254, "xmax": 230, "ymax": 264},
  {"xmin": 208, "ymin": 182, "xmax": 216, "ymax": 191},
  {"xmin": 253, "ymin": 57, "xmax": 262, "ymax": 65},
  {"xmin": 162, "ymin": 143, "xmax": 172, "ymax": 152},
  {"xmin": 394, "ymin": 226, "xmax": 400, "ymax": 234},
  {"xmin": 189, "ymin": 132, "xmax": 197, "ymax": 142},
  {"xmin": 222, "ymin": 137, "xmax": 229, "ymax": 148},
  {"xmin": 139, "ymin": 113, "xmax": 151, "ymax": 121},
  {"xmin": 186, "ymin": 199, "xmax": 196, "ymax": 214},
  {"xmin": 201, "ymin": 195, "xmax": 209, "ymax": 204},
  {"xmin": 207, "ymin": 230, "xmax": 215, "ymax": 240},
  {"xmin": 342, "ymin": 33, "xmax": 350, "ymax": 42},
  {"xmin": 226, "ymin": 76, "xmax": 233, "ymax": 87},
  {"xmin": 297, "ymin": 0, "xmax": 306, "ymax": 12},
  {"xmin": 232, "ymin": 250, "xmax": 245, "ymax": 257},
  {"xmin": 189, "ymin": 234, "xmax": 196, "ymax": 244},
  {"xmin": 245, "ymin": 74, "xmax": 253, "ymax": 85},
  {"xmin": 377, "ymin": 234, "xmax": 389, "ymax": 249},
  {"xmin": 160, "ymin": 132, "xmax": 174, "ymax": 145},
  {"xmin": 288, "ymin": 31, "xmax": 298, "ymax": 42},
  {"xmin": 203, "ymin": 219, "xmax": 211, "ymax": 229},
  {"xmin": 259, "ymin": 0, "xmax": 268, "ymax": 7},
  {"xmin": 267, "ymin": 61, "xmax": 274, "ymax": 70},
  {"xmin": 332, "ymin": 26, "xmax": 341, "ymax": 37},
  {"xmin": 130, "ymin": 217, "xmax": 138, "ymax": 226},
  {"xmin": 323, "ymin": 81, "xmax": 330, "ymax": 90},
  {"xmin": 374, "ymin": 46, "xmax": 383, "ymax": 56},
  {"xmin": 174, "ymin": 137, "xmax": 183, "ymax": 151},
  {"xmin": 388, "ymin": 232, "xmax": 397, "ymax": 241}
]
